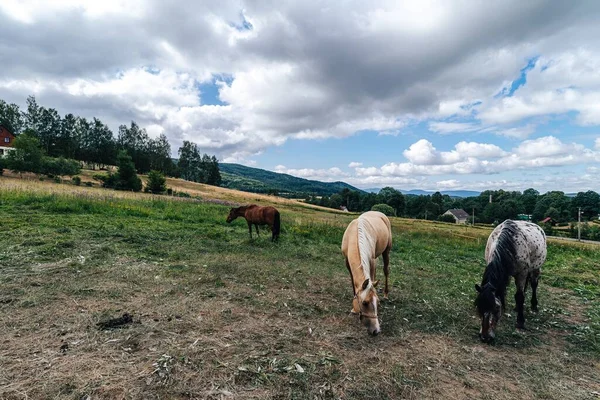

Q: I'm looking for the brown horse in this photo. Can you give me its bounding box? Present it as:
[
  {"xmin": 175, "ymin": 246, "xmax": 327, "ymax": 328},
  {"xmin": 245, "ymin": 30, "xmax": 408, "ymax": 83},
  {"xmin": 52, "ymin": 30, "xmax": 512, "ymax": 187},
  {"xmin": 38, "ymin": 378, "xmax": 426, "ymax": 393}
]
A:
[
  {"xmin": 226, "ymin": 204, "xmax": 281, "ymax": 241},
  {"xmin": 341, "ymin": 210, "xmax": 392, "ymax": 336}
]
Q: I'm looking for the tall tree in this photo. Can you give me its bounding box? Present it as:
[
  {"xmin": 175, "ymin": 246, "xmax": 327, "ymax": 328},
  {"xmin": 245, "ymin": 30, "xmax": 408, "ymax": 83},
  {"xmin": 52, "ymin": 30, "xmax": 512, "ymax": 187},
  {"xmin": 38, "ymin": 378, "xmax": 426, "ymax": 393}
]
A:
[
  {"xmin": 38, "ymin": 107, "xmax": 61, "ymax": 156},
  {"xmin": 89, "ymin": 118, "xmax": 116, "ymax": 168},
  {"xmin": 118, "ymin": 121, "xmax": 151, "ymax": 172},
  {"xmin": 0, "ymin": 100, "xmax": 23, "ymax": 134},
  {"xmin": 24, "ymin": 95, "xmax": 42, "ymax": 134},
  {"xmin": 58, "ymin": 113, "xmax": 78, "ymax": 159}
]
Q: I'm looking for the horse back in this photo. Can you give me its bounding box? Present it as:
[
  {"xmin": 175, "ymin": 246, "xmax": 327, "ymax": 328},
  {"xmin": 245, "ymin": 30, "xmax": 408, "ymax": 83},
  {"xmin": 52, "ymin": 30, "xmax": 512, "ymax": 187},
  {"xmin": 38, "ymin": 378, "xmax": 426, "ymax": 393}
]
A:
[
  {"xmin": 516, "ymin": 221, "xmax": 547, "ymax": 270},
  {"xmin": 343, "ymin": 211, "xmax": 392, "ymax": 259},
  {"xmin": 246, "ymin": 205, "xmax": 277, "ymax": 224},
  {"xmin": 486, "ymin": 220, "xmax": 546, "ymax": 275}
]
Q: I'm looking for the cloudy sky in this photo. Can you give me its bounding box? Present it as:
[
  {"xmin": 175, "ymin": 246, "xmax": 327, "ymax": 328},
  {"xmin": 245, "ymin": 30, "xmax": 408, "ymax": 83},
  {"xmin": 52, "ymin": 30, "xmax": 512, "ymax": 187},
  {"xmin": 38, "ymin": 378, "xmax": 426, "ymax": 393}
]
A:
[{"xmin": 2, "ymin": 0, "xmax": 600, "ymax": 193}]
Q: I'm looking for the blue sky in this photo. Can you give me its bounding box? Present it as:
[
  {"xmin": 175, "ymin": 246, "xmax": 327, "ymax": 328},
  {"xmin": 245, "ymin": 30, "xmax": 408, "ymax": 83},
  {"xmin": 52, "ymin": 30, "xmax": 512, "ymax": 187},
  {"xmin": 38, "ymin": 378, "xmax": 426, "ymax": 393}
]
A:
[{"xmin": 1, "ymin": 1, "xmax": 599, "ymax": 193}]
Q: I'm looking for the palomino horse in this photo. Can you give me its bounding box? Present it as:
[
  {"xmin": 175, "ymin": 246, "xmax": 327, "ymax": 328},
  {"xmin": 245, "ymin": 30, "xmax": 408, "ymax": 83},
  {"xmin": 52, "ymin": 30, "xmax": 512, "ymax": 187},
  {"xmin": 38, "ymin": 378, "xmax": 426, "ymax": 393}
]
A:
[
  {"xmin": 341, "ymin": 210, "xmax": 392, "ymax": 336},
  {"xmin": 475, "ymin": 219, "xmax": 547, "ymax": 342},
  {"xmin": 226, "ymin": 204, "xmax": 281, "ymax": 242}
]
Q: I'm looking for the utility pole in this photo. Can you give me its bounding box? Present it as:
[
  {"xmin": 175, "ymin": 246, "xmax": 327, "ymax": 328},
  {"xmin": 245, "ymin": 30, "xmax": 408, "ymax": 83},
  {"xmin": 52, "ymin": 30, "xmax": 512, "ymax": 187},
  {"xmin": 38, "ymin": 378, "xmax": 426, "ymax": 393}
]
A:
[
  {"xmin": 578, "ymin": 207, "xmax": 581, "ymax": 241},
  {"xmin": 472, "ymin": 207, "xmax": 475, "ymax": 226}
]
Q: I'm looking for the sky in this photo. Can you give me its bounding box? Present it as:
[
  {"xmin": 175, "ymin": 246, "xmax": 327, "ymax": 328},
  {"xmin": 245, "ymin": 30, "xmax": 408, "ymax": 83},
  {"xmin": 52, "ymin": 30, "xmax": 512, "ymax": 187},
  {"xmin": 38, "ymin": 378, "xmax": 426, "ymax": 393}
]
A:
[{"xmin": 1, "ymin": 0, "xmax": 600, "ymax": 193}]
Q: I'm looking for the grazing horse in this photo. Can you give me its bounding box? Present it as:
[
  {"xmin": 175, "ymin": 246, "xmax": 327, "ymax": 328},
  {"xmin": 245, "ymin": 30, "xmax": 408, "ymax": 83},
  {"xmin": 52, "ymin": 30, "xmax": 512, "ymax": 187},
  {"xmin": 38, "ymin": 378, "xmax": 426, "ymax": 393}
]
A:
[
  {"xmin": 341, "ymin": 211, "xmax": 393, "ymax": 336},
  {"xmin": 475, "ymin": 219, "xmax": 547, "ymax": 342},
  {"xmin": 226, "ymin": 204, "xmax": 281, "ymax": 242}
]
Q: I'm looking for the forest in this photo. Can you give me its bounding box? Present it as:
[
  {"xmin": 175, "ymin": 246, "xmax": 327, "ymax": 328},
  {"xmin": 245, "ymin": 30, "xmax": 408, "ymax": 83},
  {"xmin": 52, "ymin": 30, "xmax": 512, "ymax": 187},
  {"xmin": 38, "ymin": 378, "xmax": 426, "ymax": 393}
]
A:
[
  {"xmin": 306, "ymin": 187, "xmax": 600, "ymax": 239},
  {"xmin": 0, "ymin": 96, "xmax": 220, "ymax": 185}
]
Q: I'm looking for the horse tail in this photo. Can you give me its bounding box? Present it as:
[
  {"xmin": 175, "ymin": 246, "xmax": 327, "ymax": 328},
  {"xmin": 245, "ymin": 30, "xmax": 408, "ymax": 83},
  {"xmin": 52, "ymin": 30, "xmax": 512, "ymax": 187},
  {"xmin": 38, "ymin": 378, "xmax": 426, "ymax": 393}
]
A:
[{"xmin": 273, "ymin": 210, "xmax": 281, "ymax": 240}]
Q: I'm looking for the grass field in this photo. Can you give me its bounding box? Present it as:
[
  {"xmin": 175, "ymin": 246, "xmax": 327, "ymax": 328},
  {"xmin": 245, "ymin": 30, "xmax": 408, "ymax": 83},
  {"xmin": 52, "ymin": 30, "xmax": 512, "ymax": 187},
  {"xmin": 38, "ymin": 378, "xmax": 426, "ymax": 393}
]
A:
[{"xmin": 0, "ymin": 176, "xmax": 599, "ymax": 399}]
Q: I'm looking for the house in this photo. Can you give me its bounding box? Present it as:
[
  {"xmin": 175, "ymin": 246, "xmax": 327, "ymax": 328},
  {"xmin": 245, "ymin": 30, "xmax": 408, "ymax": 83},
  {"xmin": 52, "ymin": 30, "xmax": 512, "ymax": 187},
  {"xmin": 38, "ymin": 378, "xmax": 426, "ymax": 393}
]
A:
[
  {"xmin": 443, "ymin": 208, "xmax": 471, "ymax": 224},
  {"xmin": 540, "ymin": 217, "xmax": 556, "ymax": 226},
  {"xmin": 0, "ymin": 126, "xmax": 16, "ymax": 158}
]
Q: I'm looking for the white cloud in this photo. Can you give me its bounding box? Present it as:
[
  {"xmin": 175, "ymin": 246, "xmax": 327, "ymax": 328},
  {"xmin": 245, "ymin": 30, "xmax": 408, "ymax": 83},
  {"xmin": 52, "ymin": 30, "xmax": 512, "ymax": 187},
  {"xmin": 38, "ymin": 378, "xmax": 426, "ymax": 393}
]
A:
[
  {"xmin": 274, "ymin": 165, "xmax": 348, "ymax": 181},
  {"xmin": 402, "ymin": 139, "xmax": 505, "ymax": 166},
  {"xmin": 478, "ymin": 50, "xmax": 600, "ymax": 126},
  {"xmin": 428, "ymin": 121, "xmax": 479, "ymax": 134},
  {"xmin": 496, "ymin": 124, "xmax": 536, "ymax": 139},
  {"xmin": 514, "ymin": 136, "xmax": 585, "ymax": 159},
  {"xmin": 435, "ymin": 179, "xmax": 461, "ymax": 189},
  {"xmin": 454, "ymin": 141, "xmax": 507, "ymax": 158},
  {"xmin": 2, "ymin": 0, "xmax": 600, "ymax": 159},
  {"xmin": 348, "ymin": 162, "xmax": 363, "ymax": 168},
  {"xmin": 595, "ymin": 138, "xmax": 600, "ymax": 150},
  {"xmin": 356, "ymin": 136, "xmax": 600, "ymax": 180}
]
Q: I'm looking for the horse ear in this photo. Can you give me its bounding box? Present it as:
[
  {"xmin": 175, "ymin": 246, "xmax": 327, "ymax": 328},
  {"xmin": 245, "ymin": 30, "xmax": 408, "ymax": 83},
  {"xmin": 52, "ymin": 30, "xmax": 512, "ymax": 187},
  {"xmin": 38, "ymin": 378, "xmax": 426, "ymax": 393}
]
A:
[
  {"xmin": 361, "ymin": 279, "xmax": 370, "ymax": 291},
  {"xmin": 475, "ymin": 284, "xmax": 482, "ymax": 293}
]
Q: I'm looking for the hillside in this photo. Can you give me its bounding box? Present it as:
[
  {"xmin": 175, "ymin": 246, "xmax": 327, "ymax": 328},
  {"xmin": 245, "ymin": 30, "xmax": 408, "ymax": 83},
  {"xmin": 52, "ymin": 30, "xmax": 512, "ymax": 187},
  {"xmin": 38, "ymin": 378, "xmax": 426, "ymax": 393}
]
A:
[{"xmin": 219, "ymin": 163, "xmax": 364, "ymax": 196}]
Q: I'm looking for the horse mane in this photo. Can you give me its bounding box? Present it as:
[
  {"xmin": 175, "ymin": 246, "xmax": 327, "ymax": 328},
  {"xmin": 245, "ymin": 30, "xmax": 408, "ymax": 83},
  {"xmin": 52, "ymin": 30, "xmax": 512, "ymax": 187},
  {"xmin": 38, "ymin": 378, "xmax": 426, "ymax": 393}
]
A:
[
  {"xmin": 357, "ymin": 214, "xmax": 375, "ymax": 285},
  {"xmin": 234, "ymin": 205, "xmax": 254, "ymax": 213},
  {"xmin": 481, "ymin": 220, "xmax": 519, "ymax": 306}
]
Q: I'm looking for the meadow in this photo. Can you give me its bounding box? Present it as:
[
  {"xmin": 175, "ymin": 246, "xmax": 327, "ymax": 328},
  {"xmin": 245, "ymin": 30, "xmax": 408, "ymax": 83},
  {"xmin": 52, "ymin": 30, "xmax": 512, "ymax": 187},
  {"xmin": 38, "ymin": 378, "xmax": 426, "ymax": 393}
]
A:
[{"xmin": 0, "ymin": 176, "xmax": 599, "ymax": 399}]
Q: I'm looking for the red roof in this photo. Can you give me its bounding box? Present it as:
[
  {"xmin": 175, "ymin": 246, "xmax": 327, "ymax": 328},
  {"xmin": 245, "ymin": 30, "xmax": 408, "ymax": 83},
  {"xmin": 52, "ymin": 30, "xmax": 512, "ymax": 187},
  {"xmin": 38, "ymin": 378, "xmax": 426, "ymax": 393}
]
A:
[{"xmin": 541, "ymin": 217, "xmax": 553, "ymax": 223}]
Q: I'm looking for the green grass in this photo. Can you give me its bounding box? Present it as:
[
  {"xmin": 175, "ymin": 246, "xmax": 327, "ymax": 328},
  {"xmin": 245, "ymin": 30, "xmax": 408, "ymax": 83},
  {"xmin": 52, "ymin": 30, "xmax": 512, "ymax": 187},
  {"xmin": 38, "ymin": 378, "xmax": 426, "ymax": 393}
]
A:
[{"xmin": 0, "ymin": 188, "xmax": 599, "ymax": 399}]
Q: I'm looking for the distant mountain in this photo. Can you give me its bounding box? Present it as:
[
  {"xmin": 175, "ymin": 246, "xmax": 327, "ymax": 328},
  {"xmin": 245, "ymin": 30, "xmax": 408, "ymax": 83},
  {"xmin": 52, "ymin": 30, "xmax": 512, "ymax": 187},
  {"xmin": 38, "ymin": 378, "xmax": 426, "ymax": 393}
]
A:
[
  {"xmin": 366, "ymin": 188, "xmax": 481, "ymax": 198},
  {"xmin": 219, "ymin": 163, "xmax": 365, "ymax": 196}
]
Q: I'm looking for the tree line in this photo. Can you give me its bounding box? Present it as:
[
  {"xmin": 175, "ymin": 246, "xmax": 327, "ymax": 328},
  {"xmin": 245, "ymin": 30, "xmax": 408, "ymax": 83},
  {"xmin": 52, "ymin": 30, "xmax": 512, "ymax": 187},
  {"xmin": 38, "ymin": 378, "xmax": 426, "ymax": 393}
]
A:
[
  {"xmin": 307, "ymin": 187, "xmax": 600, "ymax": 225},
  {"xmin": 0, "ymin": 96, "xmax": 221, "ymax": 185}
]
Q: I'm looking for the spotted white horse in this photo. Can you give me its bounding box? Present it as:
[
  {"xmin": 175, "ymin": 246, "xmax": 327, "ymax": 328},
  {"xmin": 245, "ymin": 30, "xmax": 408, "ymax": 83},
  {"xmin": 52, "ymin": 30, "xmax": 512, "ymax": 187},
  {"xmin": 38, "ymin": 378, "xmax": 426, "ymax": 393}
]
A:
[{"xmin": 475, "ymin": 219, "xmax": 547, "ymax": 342}]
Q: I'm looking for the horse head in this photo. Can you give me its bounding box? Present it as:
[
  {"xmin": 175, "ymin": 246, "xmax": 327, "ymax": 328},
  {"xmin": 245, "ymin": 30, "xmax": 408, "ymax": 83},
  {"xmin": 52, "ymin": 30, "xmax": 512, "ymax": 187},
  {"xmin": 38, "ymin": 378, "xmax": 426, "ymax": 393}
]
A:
[
  {"xmin": 475, "ymin": 282, "xmax": 501, "ymax": 342},
  {"xmin": 356, "ymin": 278, "xmax": 381, "ymax": 336},
  {"xmin": 226, "ymin": 207, "xmax": 240, "ymax": 223}
]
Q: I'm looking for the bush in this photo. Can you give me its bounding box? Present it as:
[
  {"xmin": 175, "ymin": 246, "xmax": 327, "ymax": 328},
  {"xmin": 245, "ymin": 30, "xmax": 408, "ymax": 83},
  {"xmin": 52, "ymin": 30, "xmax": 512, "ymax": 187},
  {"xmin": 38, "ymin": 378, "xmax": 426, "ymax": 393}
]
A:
[
  {"xmin": 167, "ymin": 188, "xmax": 173, "ymax": 196},
  {"xmin": 72, "ymin": 176, "xmax": 81, "ymax": 186},
  {"xmin": 114, "ymin": 151, "xmax": 142, "ymax": 192},
  {"xmin": 95, "ymin": 151, "xmax": 142, "ymax": 192},
  {"xmin": 39, "ymin": 157, "xmax": 81, "ymax": 177},
  {"xmin": 438, "ymin": 214, "xmax": 457, "ymax": 223},
  {"xmin": 0, "ymin": 157, "xmax": 5, "ymax": 175},
  {"xmin": 371, "ymin": 204, "xmax": 396, "ymax": 217},
  {"xmin": 146, "ymin": 170, "xmax": 167, "ymax": 194},
  {"xmin": 539, "ymin": 222, "xmax": 553, "ymax": 236},
  {"xmin": 6, "ymin": 133, "xmax": 44, "ymax": 174},
  {"xmin": 53, "ymin": 176, "xmax": 61, "ymax": 184},
  {"xmin": 176, "ymin": 192, "xmax": 191, "ymax": 198},
  {"xmin": 84, "ymin": 181, "xmax": 93, "ymax": 187}
]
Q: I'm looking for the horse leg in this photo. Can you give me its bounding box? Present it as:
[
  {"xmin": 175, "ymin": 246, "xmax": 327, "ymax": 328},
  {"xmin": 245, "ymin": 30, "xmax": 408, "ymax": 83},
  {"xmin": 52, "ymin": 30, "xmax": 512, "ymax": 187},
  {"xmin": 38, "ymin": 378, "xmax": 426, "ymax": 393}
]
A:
[
  {"xmin": 382, "ymin": 246, "xmax": 391, "ymax": 300},
  {"xmin": 247, "ymin": 222, "xmax": 253, "ymax": 239},
  {"xmin": 255, "ymin": 224, "xmax": 259, "ymax": 236},
  {"xmin": 515, "ymin": 274, "xmax": 527, "ymax": 330},
  {"xmin": 345, "ymin": 257, "xmax": 359, "ymax": 314},
  {"xmin": 530, "ymin": 269, "xmax": 540, "ymax": 312}
]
